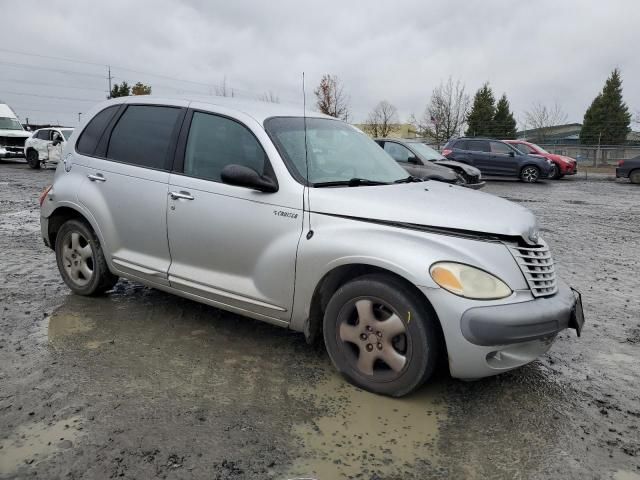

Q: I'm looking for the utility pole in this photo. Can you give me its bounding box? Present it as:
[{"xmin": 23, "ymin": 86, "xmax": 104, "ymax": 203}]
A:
[
  {"xmin": 107, "ymin": 65, "xmax": 114, "ymax": 99},
  {"xmin": 78, "ymin": 112, "xmax": 82, "ymax": 124},
  {"xmin": 596, "ymin": 131, "xmax": 602, "ymax": 168}
]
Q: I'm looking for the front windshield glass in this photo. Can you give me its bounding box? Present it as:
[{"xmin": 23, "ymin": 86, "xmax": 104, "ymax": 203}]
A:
[
  {"xmin": 528, "ymin": 142, "xmax": 548, "ymax": 154},
  {"xmin": 264, "ymin": 117, "xmax": 408, "ymax": 185},
  {"xmin": 408, "ymin": 142, "xmax": 445, "ymax": 161},
  {"xmin": 0, "ymin": 117, "xmax": 24, "ymax": 130},
  {"xmin": 61, "ymin": 129, "xmax": 74, "ymax": 140}
]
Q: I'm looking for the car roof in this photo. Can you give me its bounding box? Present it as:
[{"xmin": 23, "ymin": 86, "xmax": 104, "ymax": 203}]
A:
[
  {"xmin": 375, "ymin": 138, "xmax": 424, "ymax": 143},
  {"xmin": 91, "ymin": 95, "xmax": 334, "ymax": 124}
]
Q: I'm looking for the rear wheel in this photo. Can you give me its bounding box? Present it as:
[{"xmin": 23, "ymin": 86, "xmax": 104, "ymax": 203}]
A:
[
  {"xmin": 630, "ymin": 170, "xmax": 640, "ymax": 184},
  {"xmin": 323, "ymin": 274, "xmax": 441, "ymax": 397},
  {"xmin": 520, "ymin": 166, "xmax": 540, "ymax": 183},
  {"xmin": 549, "ymin": 164, "xmax": 560, "ymax": 179},
  {"xmin": 55, "ymin": 219, "xmax": 118, "ymax": 295},
  {"xmin": 26, "ymin": 150, "xmax": 40, "ymax": 169}
]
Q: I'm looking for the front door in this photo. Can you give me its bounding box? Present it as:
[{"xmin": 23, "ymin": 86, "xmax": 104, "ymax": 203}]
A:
[
  {"xmin": 166, "ymin": 109, "xmax": 303, "ymax": 322},
  {"xmin": 77, "ymin": 103, "xmax": 186, "ymax": 285},
  {"xmin": 489, "ymin": 141, "xmax": 519, "ymax": 176}
]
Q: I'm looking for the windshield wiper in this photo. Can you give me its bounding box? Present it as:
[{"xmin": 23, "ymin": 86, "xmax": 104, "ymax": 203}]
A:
[
  {"xmin": 393, "ymin": 175, "xmax": 424, "ymax": 183},
  {"xmin": 313, "ymin": 178, "xmax": 391, "ymax": 187}
]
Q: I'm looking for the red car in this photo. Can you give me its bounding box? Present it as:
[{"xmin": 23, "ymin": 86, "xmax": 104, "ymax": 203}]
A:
[{"xmin": 504, "ymin": 140, "xmax": 577, "ymax": 179}]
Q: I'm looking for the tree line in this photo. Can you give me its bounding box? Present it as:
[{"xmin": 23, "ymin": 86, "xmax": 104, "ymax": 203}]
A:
[{"xmin": 313, "ymin": 69, "xmax": 633, "ymax": 146}]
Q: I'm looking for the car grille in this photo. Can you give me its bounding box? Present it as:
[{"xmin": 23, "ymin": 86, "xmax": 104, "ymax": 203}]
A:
[
  {"xmin": 0, "ymin": 136, "xmax": 27, "ymax": 148},
  {"xmin": 508, "ymin": 243, "xmax": 558, "ymax": 297}
]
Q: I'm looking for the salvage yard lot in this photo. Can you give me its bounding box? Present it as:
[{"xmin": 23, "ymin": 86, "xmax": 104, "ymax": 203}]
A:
[{"xmin": 1, "ymin": 161, "xmax": 638, "ymax": 479}]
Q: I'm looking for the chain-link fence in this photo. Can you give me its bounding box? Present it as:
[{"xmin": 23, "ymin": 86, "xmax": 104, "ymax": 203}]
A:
[{"xmin": 538, "ymin": 144, "xmax": 640, "ymax": 166}]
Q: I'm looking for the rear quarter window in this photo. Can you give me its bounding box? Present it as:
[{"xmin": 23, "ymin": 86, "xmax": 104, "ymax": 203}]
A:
[{"xmin": 76, "ymin": 106, "xmax": 120, "ymax": 156}]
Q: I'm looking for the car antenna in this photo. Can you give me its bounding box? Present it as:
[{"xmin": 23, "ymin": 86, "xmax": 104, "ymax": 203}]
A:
[{"xmin": 303, "ymin": 72, "xmax": 313, "ymax": 240}]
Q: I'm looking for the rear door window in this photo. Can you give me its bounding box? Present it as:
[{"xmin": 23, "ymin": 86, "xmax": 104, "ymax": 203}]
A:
[
  {"xmin": 467, "ymin": 140, "xmax": 490, "ymax": 152},
  {"xmin": 37, "ymin": 130, "xmax": 50, "ymax": 140},
  {"xmin": 183, "ymin": 111, "xmax": 267, "ymax": 182},
  {"xmin": 76, "ymin": 106, "xmax": 119, "ymax": 156},
  {"xmin": 490, "ymin": 141, "xmax": 513, "ymax": 154},
  {"xmin": 106, "ymin": 105, "xmax": 182, "ymax": 170}
]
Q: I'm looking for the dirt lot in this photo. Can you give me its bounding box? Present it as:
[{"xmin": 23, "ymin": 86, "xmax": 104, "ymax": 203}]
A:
[{"xmin": 1, "ymin": 161, "xmax": 639, "ymax": 480}]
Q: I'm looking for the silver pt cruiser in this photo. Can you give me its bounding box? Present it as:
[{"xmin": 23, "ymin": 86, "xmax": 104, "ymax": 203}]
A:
[{"xmin": 39, "ymin": 96, "xmax": 584, "ymax": 397}]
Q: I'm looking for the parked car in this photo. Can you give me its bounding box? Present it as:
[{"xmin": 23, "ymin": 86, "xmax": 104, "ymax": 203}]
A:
[
  {"xmin": 40, "ymin": 96, "xmax": 583, "ymax": 397},
  {"xmin": 0, "ymin": 102, "xmax": 31, "ymax": 160},
  {"xmin": 504, "ymin": 140, "xmax": 577, "ymax": 179},
  {"xmin": 616, "ymin": 156, "xmax": 640, "ymax": 184},
  {"xmin": 442, "ymin": 137, "xmax": 555, "ymax": 183},
  {"xmin": 374, "ymin": 138, "xmax": 485, "ymax": 189},
  {"xmin": 24, "ymin": 127, "xmax": 74, "ymax": 169}
]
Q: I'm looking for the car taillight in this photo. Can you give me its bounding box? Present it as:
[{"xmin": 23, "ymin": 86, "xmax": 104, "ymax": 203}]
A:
[
  {"xmin": 442, "ymin": 149, "xmax": 453, "ymax": 157},
  {"xmin": 39, "ymin": 185, "xmax": 52, "ymax": 207},
  {"xmin": 618, "ymin": 160, "xmax": 625, "ymax": 167}
]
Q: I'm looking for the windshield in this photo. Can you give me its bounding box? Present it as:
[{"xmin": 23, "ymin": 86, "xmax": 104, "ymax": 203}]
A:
[
  {"xmin": 528, "ymin": 142, "xmax": 549, "ymax": 154},
  {"xmin": 0, "ymin": 117, "xmax": 24, "ymax": 130},
  {"xmin": 60, "ymin": 129, "xmax": 74, "ymax": 140},
  {"xmin": 408, "ymin": 142, "xmax": 446, "ymax": 161},
  {"xmin": 264, "ymin": 117, "xmax": 408, "ymax": 185}
]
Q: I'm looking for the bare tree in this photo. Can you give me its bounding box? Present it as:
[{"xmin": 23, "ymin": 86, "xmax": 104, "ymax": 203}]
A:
[
  {"xmin": 523, "ymin": 102, "xmax": 568, "ymax": 142},
  {"xmin": 313, "ymin": 74, "xmax": 350, "ymax": 121},
  {"xmin": 362, "ymin": 101, "xmax": 398, "ymax": 138},
  {"xmin": 411, "ymin": 77, "xmax": 470, "ymax": 146},
  {"xmin": 259, "ymin": 91, "xmax": 280, "ymax": 103}
]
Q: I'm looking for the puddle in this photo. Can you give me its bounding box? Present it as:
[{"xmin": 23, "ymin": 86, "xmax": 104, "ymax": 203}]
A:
[
  {"xmin": 287, "ymin": 371, "xmax": 445, "ymax": 479},
  {"xmin": 614, "ymin": 472, "xmax": 640, "ymax": 480},
  {"xmin": 0, "ymin": 417, "xmax": 82, "ymax": 475},
  {"xmin": 47, "ymin": 311, "xmax": 95, "ymax": 342}
]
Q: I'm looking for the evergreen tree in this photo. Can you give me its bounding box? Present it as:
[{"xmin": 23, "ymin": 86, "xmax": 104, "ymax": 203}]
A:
[
  {"xmin": 492, "ymin": 94, "xmax": 517, "ymax": 139},
  {"xmin": 466, "ymin": 83, "xmax": 495, "ymax": 137},
  {"xmin": 110, "ymin": 81, "xmax": 130, "ymax": 98},
  {"xmin": 580, "ymin": 69, "xmax": 631, "ymax": 145}
]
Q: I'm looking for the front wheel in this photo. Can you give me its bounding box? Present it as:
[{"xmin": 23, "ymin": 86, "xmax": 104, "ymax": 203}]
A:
[
  {"xmin": 55, "ymin": 219, "xmax": 118, "ymax": 295},
  {"xmin": 549, "ymin": 164, "xmax": 560, "ymax": 180},
  {"xmin": 26, "ymin": 150, "xmax": 40, "ymax": 169},
  {"xmin": 323, "ymin": 274, "xmax": 441, "ymax": 397},
  {"xmin": 520, "ymin": 166, "xmax": 540, "ymax": 183}
]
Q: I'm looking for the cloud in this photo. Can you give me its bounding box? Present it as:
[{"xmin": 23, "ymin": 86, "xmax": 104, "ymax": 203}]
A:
[{"xmin": 2, "ymin": 0, "xmax": 638, "ymax": 126}]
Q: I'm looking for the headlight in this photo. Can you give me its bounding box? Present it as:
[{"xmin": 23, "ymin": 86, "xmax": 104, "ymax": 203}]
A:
[{"xmin": 429, "ymin": 262, "xmax": 512, "ymax": 300}]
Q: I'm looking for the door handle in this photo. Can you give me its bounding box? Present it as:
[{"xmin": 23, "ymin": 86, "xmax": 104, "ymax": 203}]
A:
[
  {"xmin": 87, "ymin": 173, "xmax": 106, "ymax": 182},
  {"xmin": 169, "ymin": 191, "xmax": 194, "ymax": 200}
]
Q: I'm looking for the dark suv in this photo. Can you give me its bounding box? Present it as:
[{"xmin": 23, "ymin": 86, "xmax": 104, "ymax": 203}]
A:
[{"xmin": 442, "ymin": 137, "xmax": 554, "ymax": 183}]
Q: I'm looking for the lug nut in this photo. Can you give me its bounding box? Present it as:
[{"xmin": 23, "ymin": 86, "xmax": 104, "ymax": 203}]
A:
[
  {"xmin": 377, "ymin": 343, "xmax": 383, "ymax": 350},
  {"xmin": 376, "ymin": 331, "xmax": 382, "ymax": 338},
  {"xmin": 360, "ymin": 333, "xmax": 368, "ymax": 341},
  {"xmin": 366, "ymin": 325, "xmax": 373, "ymax": 332},
  {"xmin": 366, "ymin": 343, "xmax": 373, "ymax": 352}
]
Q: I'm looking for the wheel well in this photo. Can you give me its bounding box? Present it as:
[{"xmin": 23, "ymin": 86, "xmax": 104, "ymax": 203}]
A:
[
  {"xmin": 47, "ymin": 207, "xmax": 88, "ymax": 249},
  {"xmin": 520, "ymin": 164, "xmax": 540, "ymax": 173},
  {"xmin": 305, "ymin": 264, "xmax": 447, "ymax": 359},
  {"xmin": 629, "ymin": 168, "xmax": 640, "ymax": 181}
]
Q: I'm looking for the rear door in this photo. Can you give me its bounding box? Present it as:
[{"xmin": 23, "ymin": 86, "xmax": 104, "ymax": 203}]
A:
[
  {"xmin": 166, "ymin": 107, "xmax": 302, "ymax": 322},
  {"xmin": 489, "ymin": 141, "xmax": 518, "ymax": 176},
  {"xmin": 77, "ymin": 102, "xmax": 186, "ymax": 285},
  {"xmin": 465, "ymin": 140, "xmax": 493, "ymax": 173},
  {"xmin": 34, "ymin": 129, "xmax": 50, "ymax": 159}
]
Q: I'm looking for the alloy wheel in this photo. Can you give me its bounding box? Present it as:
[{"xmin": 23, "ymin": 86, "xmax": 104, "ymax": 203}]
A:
[
  {"xmin": 337, "ymin": 298, "xmax": 409, "ymax": 377},
  {"xmin": 61, "ymin": 231, "xmax": 94, "ymax": 287},
  {"xmin": 522, "ymin": 167, "xmax": 539, "ymax": 183}
]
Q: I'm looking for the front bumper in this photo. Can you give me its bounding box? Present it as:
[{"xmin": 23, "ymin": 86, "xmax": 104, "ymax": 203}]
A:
[
  {"xmin": 0, "ymin": 147, "xmax": 25, "ymax": 158},
  {"xmin": 559, "ymin": 163, "xmax": 577, "ymax": 175},
  {"xmin": 423, "ymin": 280, "xmax": 580, "ymax": 379},
  {"xmin": 463, "ymin": 180, "xmax": 486, "ymax": 190}
]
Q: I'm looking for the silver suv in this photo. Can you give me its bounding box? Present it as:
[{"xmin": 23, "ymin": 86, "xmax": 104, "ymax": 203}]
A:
[{"xmin": 40, "ymin": 96, "xmax": 584, "ymax": 397}]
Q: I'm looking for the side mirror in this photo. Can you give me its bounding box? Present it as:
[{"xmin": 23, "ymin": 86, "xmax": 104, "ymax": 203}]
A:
[
  {"xmin": 407, "ymin": 155, "xmax": 420, "ymax": 165},
  {"xmin": 52, "ymin": 137, "xmax": 62, "ymax": 146},
  {"xmin": 508, "ymin": 151, "xmax": 515, "ymax": 157},
  {"xmin": 221, "ymin": 164, "xmax": 278, "ymax": 193}
]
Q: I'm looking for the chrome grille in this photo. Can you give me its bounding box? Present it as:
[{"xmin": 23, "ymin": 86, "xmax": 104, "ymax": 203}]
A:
[{"xmin": 508, "ymin": 243, "xmax": 558, "ymax": 297}]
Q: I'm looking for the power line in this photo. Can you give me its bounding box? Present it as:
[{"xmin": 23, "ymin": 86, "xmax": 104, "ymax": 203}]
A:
[
  {"xmin": 0, "ymin": 47, "xmax": 108, "ymax": 68},
  {"xmin": 2, "ymin": 90, "xmax": 100, "ymax": 103},
  {"xmin": 0, "ymin": 60, "xmax": 105, "ymax": 79},
  {"xmin": 0, "ymin": 76, "xmax": 106, "ymax": 93}
]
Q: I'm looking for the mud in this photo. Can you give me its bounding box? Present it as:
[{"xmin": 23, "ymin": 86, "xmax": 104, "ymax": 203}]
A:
[{"xmin": 1, "ymin": 162, "xmax": 639, "ymax": 479}]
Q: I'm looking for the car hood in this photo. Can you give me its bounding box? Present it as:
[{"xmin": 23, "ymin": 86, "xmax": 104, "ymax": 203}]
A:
[
  {"xmin": 431, "ymin": 159, "xmax": 481, "ymax": 176},
  {"xmin": 0, "ymin": 129, "xmax": 31, "ymax": 138},
  {"xmin": 310, "ymin": 180, "xmax": 538, "ymax": 242}
]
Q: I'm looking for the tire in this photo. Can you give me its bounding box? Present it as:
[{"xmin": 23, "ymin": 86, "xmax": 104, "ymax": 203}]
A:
[
  {"xmin": 520, "ymin": 165, "xmax": 540, "ymax": 183},
  {"xmin": 549, "ymin": 164, "xmax": 560, "ymax": 180},
  {"xmin": 26, "ymin": 149, "xmax": 40, "ymax": 169},
  {"xmin": 55, "ymin": 219, "xmax": 118, "ymax": 296},
  {"xmin": 630, "ymin": 170, "xmax": 640, "ymax": 184},
  {"xmin": 323, "ymin": 274, "xmax": 441, "ymax": 397}
]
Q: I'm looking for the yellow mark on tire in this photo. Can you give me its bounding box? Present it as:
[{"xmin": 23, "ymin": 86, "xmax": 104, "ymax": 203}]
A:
[{"xmin": 407, "ymin": 311, "xmax": 411, "ymax": 324}]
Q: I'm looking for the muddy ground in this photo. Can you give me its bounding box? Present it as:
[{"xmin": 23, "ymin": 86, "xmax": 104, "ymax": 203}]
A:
[{"xmin": 0, "ymin": 161, "xmax": 638, "ymax": 480}]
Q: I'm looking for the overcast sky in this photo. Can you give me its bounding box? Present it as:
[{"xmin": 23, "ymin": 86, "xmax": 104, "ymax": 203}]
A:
[{"xmin": 2, "ymin": 0, "xmax": 639, "ymax": 127}]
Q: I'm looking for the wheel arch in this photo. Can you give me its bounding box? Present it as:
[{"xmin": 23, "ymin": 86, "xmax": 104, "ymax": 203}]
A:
[
  {"xmin": 47, "ymin": 205, "xmax": 98, "ymax": 250},
  {"xmin": 303, "ymin": 263, "xmax": 447, "ymax": 361}
]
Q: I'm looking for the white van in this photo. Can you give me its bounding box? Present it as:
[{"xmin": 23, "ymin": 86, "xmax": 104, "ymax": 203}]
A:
[{"xmin": 0, "ymin": 102, "xmax": 31, "ymax": 159}]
